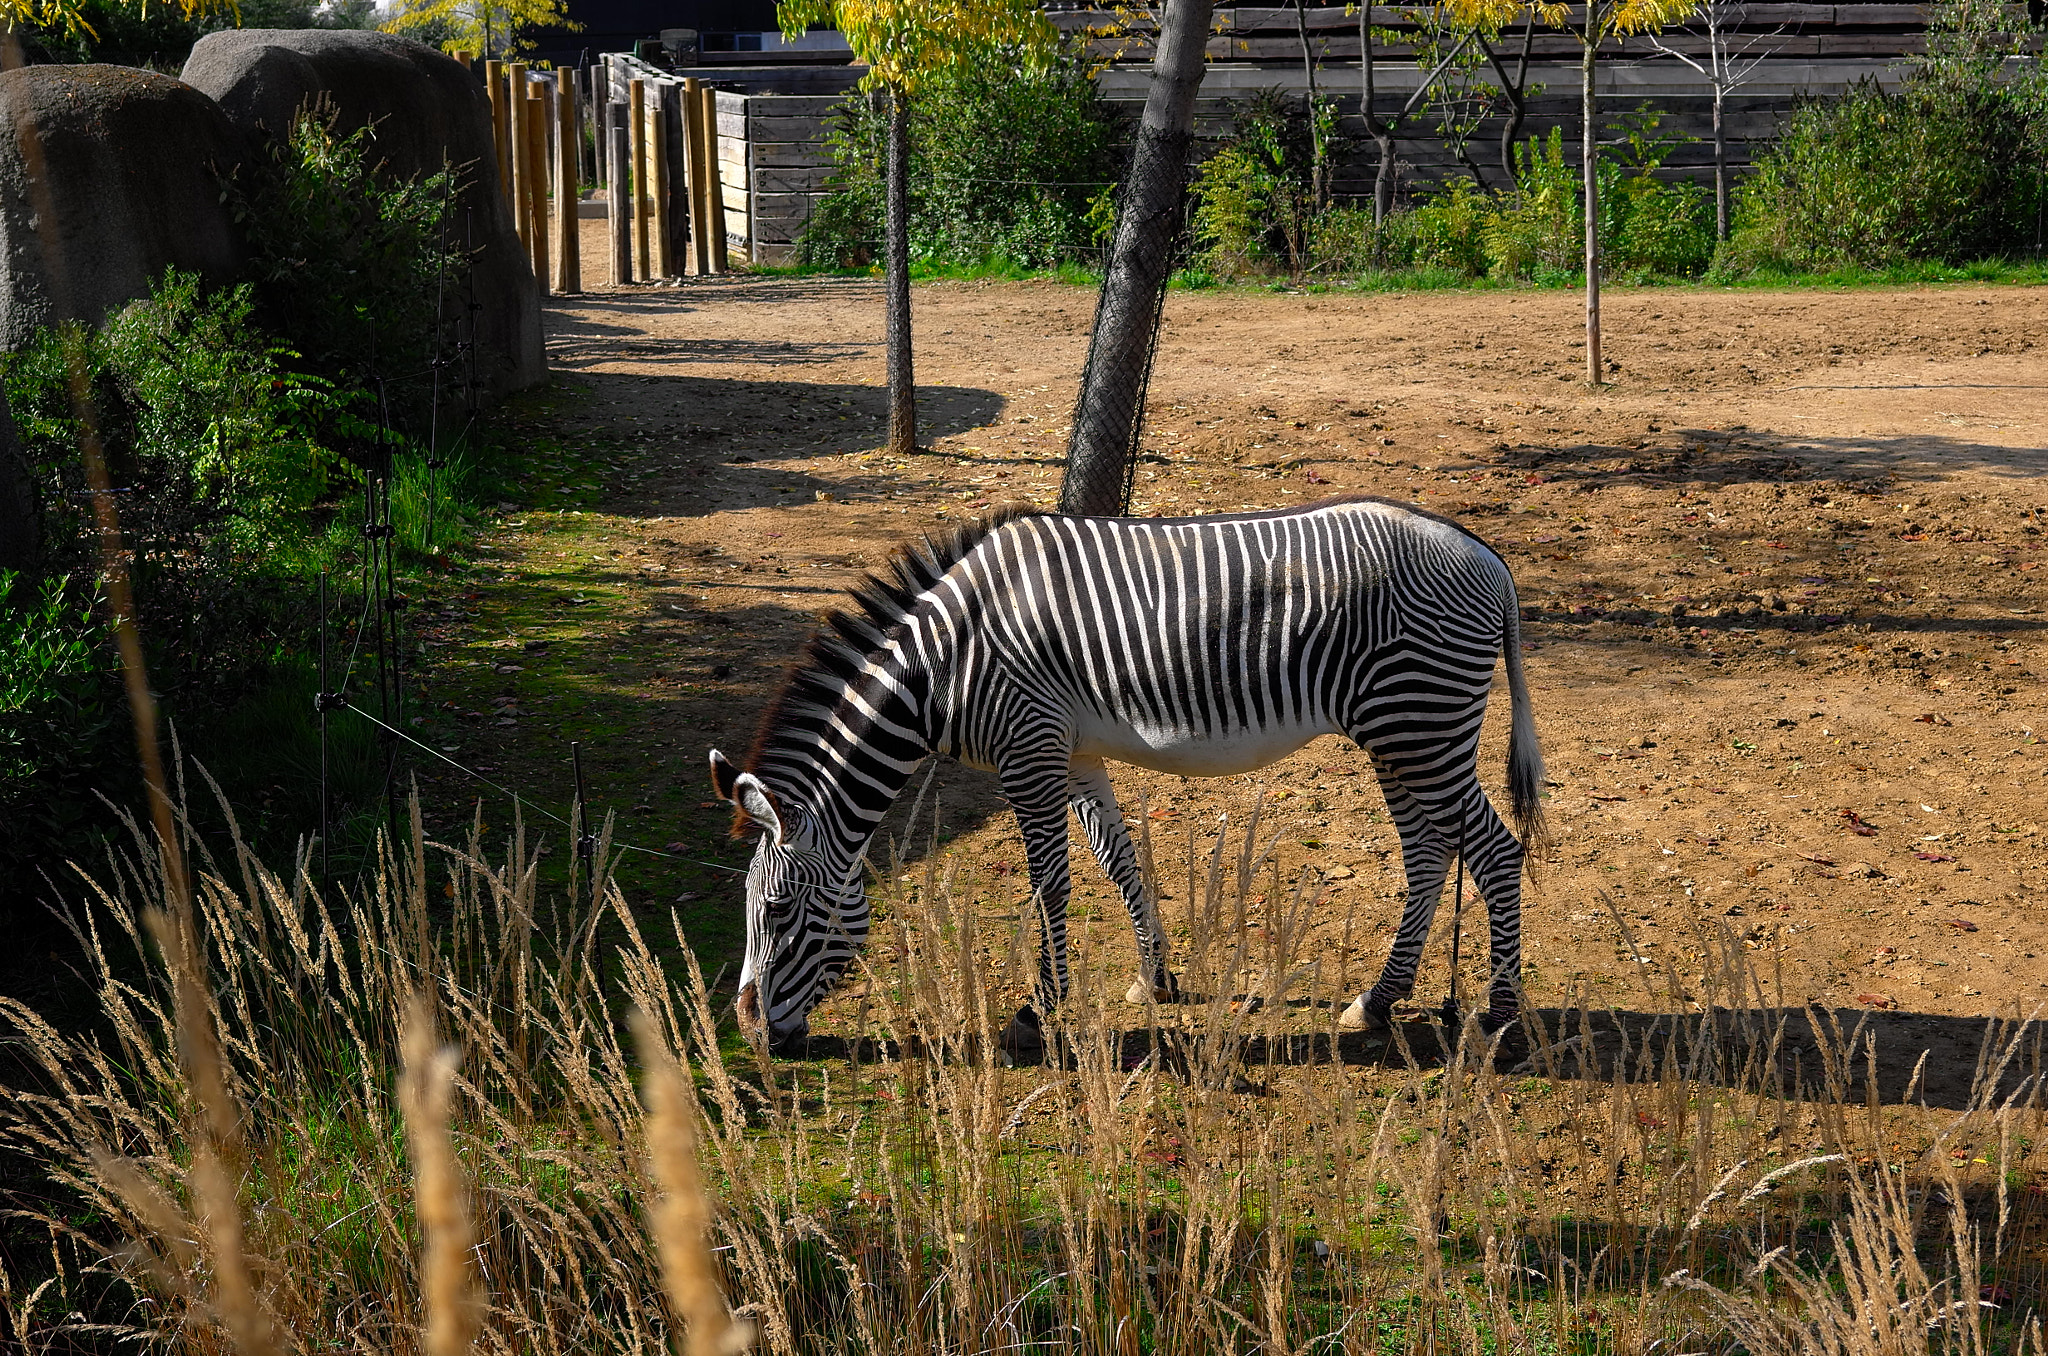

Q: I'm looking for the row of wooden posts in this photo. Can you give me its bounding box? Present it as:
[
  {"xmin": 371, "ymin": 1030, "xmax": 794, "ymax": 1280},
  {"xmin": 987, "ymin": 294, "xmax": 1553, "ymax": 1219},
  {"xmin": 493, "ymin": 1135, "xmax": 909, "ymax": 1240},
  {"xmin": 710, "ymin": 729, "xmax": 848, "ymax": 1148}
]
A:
[{"xmin": 449, "ymin": 52, "xmax": 732, "ymax": 292}]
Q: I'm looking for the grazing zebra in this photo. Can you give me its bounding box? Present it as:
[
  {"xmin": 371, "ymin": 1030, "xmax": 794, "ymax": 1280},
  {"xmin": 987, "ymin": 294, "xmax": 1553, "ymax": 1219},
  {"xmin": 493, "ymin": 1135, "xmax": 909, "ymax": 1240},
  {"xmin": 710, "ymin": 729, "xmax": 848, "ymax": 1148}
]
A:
[{"xmin": 709, "ymin": 496, "xmax": 1546, "ymax": 1054}]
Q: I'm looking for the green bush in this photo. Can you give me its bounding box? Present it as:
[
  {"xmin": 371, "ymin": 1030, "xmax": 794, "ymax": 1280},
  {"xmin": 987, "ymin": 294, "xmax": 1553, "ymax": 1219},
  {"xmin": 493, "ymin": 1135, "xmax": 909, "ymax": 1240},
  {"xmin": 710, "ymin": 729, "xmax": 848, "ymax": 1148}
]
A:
[
  {"xmin": 1407, "ymin": 177, "xmax": 1493, "ymax": 275},
  {"xmin": 1192, "ymin": 144, "xmax": 1280, "ymax": 276},
  {"xmin": 0, "ymin": 571, "xmax": 119, "ymax": 866},
  {"xmin": 7, "ymin": 273, "xmax": 343, "ymax": 583},
  {"xmin": 1189, "ymin": 90, "xmax": 1316, "ymax": 276},
  {"xmin": 1722, "ymin": 0, "xmax": 2048, "ymax": 271},
  {"xmin": 227, "ymin": 106, "xmax": 465, "ymax": 436},
  {"xmin": 796, "ymin": 55, "xmax": 1117, "ymax": 271}
]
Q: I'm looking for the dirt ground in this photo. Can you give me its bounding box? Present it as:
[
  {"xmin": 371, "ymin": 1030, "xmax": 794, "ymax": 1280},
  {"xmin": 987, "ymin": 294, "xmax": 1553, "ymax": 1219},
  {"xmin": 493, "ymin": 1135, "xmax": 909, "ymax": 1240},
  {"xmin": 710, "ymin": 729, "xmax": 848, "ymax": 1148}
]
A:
[{"xmin": 412, "ymin": 246, "xmax": 2047, "ymax": 1105}]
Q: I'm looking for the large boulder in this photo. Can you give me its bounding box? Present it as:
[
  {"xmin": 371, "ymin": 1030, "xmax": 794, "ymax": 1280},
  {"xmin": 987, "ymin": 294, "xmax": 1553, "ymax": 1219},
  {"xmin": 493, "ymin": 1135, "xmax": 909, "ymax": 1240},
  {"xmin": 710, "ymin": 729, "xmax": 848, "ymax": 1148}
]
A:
[
  {"xmin": 0, "ymin": 65, "xmax": 248, "ymax": 352},
  {"xmin": 183, "ymin": 28, "xmax": 543, "ymax": 394}
]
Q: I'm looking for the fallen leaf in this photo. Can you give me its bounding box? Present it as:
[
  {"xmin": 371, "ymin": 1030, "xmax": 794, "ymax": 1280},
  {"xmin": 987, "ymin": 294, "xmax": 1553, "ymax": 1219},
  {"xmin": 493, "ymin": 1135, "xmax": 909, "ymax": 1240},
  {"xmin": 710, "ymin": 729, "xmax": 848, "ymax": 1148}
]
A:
[
  {"xmin": 1856, "ymin": 993, "xmax": 1894, "ymax": 1009},
  {"xmin": 1948, "ymin": 919, "xmax": 1980, "ymax": 933},
  {"xmin": 1914, "ymin": 713, "xmax": 1954, "ymax": 727},
  {"xmin": 1915, "ymin": 851, "xmax": 1957, "ymax": 862},
  {"xmin": 1800, "ymin": 852, "xmax": 1838, "ymax": 866}
]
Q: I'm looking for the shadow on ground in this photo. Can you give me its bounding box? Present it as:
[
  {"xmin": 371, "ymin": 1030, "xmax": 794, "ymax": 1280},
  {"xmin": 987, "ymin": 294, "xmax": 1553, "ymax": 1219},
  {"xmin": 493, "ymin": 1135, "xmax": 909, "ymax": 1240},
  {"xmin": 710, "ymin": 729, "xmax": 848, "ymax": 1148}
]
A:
[{"xmin": 789, "ymin": 1003, "xmax": 2047, "ymax": 1111}]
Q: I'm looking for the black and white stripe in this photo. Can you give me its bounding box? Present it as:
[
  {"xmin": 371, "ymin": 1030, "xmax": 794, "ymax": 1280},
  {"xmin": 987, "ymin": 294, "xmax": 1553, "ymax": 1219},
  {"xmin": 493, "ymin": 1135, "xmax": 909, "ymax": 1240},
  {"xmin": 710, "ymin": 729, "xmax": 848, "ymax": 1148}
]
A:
[{"xmin": 709, "ymin": 495, "xmax": 1546, "ymax": 1049}]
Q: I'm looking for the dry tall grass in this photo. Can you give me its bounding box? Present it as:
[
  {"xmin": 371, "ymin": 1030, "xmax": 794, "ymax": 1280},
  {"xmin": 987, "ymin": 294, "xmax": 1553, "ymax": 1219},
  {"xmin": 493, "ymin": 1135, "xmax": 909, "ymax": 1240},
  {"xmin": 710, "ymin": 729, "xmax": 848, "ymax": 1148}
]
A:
[{"xmin": 1, "ymin": 786, "xmax": 2045, "ymax": 1355}]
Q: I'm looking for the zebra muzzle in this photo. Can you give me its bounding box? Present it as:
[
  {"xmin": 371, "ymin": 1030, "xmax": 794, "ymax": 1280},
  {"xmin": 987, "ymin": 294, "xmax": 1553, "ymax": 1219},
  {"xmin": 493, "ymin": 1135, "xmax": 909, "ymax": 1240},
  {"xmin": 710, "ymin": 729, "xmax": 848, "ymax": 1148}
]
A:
[{"xmin": 737, "ymin": 982, "xmax": 764, "ymax": 1042}]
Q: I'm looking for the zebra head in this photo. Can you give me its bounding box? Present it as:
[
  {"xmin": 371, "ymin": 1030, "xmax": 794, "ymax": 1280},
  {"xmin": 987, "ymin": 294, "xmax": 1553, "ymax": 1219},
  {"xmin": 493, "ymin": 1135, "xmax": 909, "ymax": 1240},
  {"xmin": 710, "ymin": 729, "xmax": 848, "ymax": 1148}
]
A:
[{"xmin": 709, "ymin": 749, "xmax": 867, "ymax": 1052}]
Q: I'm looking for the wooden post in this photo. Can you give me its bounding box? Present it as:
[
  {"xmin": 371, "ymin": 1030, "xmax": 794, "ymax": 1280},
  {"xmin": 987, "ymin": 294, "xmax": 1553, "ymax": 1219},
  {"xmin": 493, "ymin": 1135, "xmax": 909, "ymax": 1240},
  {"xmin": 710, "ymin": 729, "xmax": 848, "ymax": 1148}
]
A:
[
  {"xmin": 506, "ymin": 62, "xmax": 530, "ymax": 251},
  {"xmin": 526, "ymin": 90, "xmax": 550, "ymax": 287},
  {"xmin": 627, "ymin": 77, "xmax": 649, "ymax": 282},
  {"xmin": 699, "ymin": 83, "xmax": 730, "ymax": 274},
  {"xmin": 580, "ymin": 66, "xmax": 600, "ymax": 188},
  {"xmin": 557, "ymin": 72, "xmax": 581, "ymax": 294},
  {"xmin": 661, "ymin": 84, "xmax": 691, "ymax": 276},
  {"xmin": 485, "ymin": 59, "xmax": 509, "ymax": 199},
  {"xmin": 453, "ymin": 49, "xmax": 473, "ymax": 68},
  {"xmin": 607, "ymin": 102, "xmax": 632, "ymax": 285},
  {"xmin": 682, "ymin": 76, "xmax": 710, "ymax": 276},
  {"xmin": 650, "ymin": 87, "xmax": 672, "ymax": 278}
]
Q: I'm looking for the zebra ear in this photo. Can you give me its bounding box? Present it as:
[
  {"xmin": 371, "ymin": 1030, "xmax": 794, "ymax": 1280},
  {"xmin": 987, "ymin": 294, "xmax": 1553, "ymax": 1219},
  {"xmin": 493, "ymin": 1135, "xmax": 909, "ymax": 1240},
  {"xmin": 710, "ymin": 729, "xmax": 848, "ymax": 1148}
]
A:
[
  {"xmin": 708, "ymin": 749, "xmax": 743, "ymax": 803},
  {"xmin": 731, "ymin": 772, "xmax": 787, "ymax": 844}
]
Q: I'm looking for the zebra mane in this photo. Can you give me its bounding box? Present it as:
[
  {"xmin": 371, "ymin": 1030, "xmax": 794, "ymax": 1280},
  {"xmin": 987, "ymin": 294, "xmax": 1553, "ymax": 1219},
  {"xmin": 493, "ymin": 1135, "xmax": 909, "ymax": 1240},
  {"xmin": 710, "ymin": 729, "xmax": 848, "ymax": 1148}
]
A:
[{"xmin": 740, "ymin": 504, "xmax": 1044, "ymax": 811}]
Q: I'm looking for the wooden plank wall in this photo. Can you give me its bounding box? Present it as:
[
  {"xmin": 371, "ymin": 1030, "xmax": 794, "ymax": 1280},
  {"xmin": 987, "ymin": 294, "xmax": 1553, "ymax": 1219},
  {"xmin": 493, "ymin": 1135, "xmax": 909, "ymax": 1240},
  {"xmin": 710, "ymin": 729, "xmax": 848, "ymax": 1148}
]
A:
[
  {"xmin": 1049, "ymin": 4, "xmax": 1934, "ymax": 62},
  {"xmin": 742, "ymin": 94, "xmax": 845, "ymax": 263},
  {"xmin": 697, "ymin": 2, "xmax": 1953, "ymax": 259}
]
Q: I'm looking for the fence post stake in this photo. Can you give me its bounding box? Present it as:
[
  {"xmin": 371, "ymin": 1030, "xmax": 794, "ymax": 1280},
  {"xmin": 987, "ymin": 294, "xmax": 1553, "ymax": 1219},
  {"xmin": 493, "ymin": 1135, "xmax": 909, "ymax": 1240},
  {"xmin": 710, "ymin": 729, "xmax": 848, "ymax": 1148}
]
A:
[
  {"xmin": 650, "ymin": 85, "xmax": 672, "ymax": 278},
  {"xmin": 485, "ymin": 59, "xmax": 509, "ymax": 198},
  {"xmin": 683, "ymin": 76, "xmax": 709, "ymax": 276},
  {"xmin": 506, "ymin": 61, "xmax": 531, "ymax": 252},
  {"xmin": 699, "ymin": 82, "xmax": 730, "ymax": 274},
  {"xmin": 557, "ymin": 71, "xmax": 582, "ymax": 294},
  {"xmin": 525, "ymin": 87, "xmax": 550, "ymax": 285},
  {"xmin": 661, "ymin": 83, "xmax": 691, "ymax": 273},
  {"xmin": 628, "ymin": 77, "xmax": 650, "ymax": 282},
  {"xmin": 607, "ymin": 102, "xmax": 632, "ymax": 285}
]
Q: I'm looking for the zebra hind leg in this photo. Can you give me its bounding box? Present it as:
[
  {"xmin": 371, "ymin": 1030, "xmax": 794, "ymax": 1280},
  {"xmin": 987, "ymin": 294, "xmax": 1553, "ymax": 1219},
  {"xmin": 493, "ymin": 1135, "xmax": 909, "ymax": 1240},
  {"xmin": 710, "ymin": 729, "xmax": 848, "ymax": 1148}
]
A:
[
  {"xmin": 1339, "ymin": 765, "xmax": 1453, "ymax": 1032},
  {"xmin": 1067, "ymin": 758, "xmax": 1178, "ymax": 1006}
]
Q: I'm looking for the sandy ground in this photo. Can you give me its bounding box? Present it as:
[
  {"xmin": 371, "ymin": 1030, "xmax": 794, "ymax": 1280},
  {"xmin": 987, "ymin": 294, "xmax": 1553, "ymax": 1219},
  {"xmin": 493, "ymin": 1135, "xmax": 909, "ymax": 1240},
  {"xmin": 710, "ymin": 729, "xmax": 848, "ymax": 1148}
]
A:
[{"xmin": 418, "ymin": 239, "xmax": 2047, "ymax": 1102}]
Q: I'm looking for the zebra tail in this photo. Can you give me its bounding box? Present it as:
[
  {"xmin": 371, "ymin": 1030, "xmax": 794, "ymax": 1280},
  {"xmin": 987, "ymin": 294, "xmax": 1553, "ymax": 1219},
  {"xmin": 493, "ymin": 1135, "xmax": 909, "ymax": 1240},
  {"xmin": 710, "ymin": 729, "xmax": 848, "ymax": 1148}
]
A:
[{"xmin": 1501, "ymin": 584, "xmax": 1550, "ymax": 860}]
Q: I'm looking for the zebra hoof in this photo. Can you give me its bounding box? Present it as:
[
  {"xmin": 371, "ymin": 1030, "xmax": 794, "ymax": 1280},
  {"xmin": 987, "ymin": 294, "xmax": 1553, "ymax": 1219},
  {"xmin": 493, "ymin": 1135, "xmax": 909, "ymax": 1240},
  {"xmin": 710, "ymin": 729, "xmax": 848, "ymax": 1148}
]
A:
[
  {"xmin": 1125, "ymin": 974, "xmax": 1180, "ymax": 1005},
  {"xmin": 1337, "ymin": 995, "xmax": 1389, "ymax": 1032},
  {"xmin": 999, "ymin": 1006, "xmax": 1045, "ymax": 1062}
]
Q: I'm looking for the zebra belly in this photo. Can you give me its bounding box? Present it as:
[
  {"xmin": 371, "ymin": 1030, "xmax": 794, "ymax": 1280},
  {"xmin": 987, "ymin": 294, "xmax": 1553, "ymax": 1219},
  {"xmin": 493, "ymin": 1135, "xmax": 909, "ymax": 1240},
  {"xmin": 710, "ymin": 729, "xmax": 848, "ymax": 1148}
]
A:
[{"xmin": 1072, "ymin": 710, "xmax": 1341, "ymax": 777}]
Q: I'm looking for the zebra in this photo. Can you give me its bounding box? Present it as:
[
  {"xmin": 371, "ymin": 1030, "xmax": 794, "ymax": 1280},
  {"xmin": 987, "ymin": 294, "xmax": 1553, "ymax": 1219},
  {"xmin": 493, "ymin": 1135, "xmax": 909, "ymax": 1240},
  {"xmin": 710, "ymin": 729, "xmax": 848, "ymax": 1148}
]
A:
[{"xmin": 708, "ymin": 495, "xmax": 1546, "ymax": 1055}]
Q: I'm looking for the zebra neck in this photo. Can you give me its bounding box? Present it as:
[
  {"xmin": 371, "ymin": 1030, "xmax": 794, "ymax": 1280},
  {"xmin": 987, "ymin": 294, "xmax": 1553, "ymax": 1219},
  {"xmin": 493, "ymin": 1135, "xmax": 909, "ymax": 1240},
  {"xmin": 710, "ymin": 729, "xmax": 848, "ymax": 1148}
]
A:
[{"xmin": 752, "ymin": 642, "xmax": 934, "ymax": 856}]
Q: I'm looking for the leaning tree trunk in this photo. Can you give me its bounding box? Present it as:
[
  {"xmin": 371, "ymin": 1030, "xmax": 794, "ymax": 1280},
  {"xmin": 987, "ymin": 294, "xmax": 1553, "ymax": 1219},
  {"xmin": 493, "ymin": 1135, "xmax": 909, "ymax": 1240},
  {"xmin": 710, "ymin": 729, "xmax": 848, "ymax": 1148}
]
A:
[
  {"xmin": 884, "ymin": 85, "xmax": 916, "ymax": 456},
  {"xmin": 1581, "ymin": 28, "xmax": 1602, "ymax": 386},
  {"xmin": 1059, "ymin": 0, "xmax": 1216, "ymax": 516}
]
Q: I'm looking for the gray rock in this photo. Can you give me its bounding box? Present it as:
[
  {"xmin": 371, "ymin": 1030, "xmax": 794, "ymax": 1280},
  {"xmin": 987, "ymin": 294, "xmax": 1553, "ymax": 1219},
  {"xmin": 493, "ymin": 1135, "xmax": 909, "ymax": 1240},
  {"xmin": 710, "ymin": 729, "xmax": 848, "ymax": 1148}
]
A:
[
  {"xmin": 0, "ymin": 64, "xmax": 248, "ymax": 351},
  {"xmin": 184, "ymin": 28, "xmax": 543, "ymax": 394}
]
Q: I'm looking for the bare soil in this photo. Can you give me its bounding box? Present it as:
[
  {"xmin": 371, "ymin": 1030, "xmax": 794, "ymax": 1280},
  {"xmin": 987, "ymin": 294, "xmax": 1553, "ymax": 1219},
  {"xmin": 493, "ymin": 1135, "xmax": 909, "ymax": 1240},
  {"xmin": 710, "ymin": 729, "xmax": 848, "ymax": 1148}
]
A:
[{"xmin": 415, "ymin": 253, "xmax": 2048, "ymax": 1106}]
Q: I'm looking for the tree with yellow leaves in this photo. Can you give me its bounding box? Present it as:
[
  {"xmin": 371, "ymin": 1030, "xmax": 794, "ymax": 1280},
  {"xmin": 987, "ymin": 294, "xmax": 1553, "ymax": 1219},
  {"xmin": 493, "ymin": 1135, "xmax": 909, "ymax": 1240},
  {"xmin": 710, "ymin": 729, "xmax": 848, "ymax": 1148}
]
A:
[
  {"xmin": 384, "ymin": 0, "xmax": 575, "ymax": 62},
  {"xmin": 778, "ymin": 0, "xmax": 1053, "ymax": 456},
  {"xmin": 1446, "ymin": 0, "xmax": 1697, "ymax": 383}
]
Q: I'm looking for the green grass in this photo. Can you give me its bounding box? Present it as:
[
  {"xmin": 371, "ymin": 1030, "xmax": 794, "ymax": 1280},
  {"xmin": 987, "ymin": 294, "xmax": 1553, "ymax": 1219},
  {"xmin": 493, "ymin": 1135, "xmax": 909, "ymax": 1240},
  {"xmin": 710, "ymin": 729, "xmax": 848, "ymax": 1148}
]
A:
[{"xmin": 748, "ymin": 253, "xmax": 2048, "ymax": 292}]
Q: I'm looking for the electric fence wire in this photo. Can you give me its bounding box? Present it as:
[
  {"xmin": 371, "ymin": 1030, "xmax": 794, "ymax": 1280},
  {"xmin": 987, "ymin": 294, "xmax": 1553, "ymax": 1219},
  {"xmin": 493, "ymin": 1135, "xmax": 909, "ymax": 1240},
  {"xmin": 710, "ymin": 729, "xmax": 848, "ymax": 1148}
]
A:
[
  {"xmin": 341, "ymin": 701, "xmax": 744, "ymax": 874},
  {"xmin": 311, "ymin": 172, "xmax": 750, "ymax": 890}
]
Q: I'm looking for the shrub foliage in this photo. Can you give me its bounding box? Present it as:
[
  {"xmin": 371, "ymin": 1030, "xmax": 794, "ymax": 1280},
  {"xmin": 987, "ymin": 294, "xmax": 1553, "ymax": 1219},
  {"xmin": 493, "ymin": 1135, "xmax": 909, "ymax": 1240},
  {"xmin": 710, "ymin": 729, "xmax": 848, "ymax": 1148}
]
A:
[
  {"xmin": 1722, "ymin": 0, "xmax": 2048, "ymax": 271},
  {"xmin": 797, "ymin": 54, "xmax": 1119, "ymax": 270}
]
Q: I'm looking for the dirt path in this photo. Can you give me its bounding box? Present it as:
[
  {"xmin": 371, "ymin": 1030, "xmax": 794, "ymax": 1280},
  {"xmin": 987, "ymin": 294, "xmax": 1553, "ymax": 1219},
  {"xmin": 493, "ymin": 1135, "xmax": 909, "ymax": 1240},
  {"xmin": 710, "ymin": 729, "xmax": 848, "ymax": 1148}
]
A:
[{"xmin": 410, "ymin": 261, "xmax": 2047, "ymax": 1096}]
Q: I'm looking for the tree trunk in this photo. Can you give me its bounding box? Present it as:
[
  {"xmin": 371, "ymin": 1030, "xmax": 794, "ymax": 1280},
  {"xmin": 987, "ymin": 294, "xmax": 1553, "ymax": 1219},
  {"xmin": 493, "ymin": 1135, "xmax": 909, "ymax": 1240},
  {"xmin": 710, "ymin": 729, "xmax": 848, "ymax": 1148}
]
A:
[
  {"xmin": 1293, "ymin": 0, "xmax": 1325, "ymax": 212},
  {"xmin": 1361, "ymin": 2, "xmax": 1392, "ymax": 225},
  {"xmin": 1712, "ymin": 85, "xmax": 1729, "ymax": 241},
  {"xmin": 1060, "ymin": 0, "xmax": 1215, "ymax": 517},
  {"xmin": 1581, "ymin": 29, "xmax": 1601, "ymax": 386},
  {"xmin": 1488, "ymin": 16, "xmax": 1537, "ymax": 188},
  {"xmin": 885, "ymin": 85, "xmax": 916, "ymax": 457}
]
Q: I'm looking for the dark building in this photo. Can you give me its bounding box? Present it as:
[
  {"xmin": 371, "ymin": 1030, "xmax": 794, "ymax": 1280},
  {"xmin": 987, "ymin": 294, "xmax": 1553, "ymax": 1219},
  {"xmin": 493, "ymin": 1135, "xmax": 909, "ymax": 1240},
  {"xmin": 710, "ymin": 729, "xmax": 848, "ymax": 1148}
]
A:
[{"xmin": 527, "ymin": 0, "xmax": 849, "ymax": 68}]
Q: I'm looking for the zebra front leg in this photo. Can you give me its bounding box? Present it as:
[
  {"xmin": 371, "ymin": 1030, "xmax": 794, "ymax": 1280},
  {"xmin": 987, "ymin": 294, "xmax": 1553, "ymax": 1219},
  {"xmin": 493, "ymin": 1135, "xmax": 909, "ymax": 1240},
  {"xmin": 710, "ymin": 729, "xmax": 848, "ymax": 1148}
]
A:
[
  {"xmin": 1339, "ymin": 769, "xmax": 1452, "ymax": 1032},
  {"xmin": 1067, "ymin": 757, "xmax": 1177, "ymax": 1005},
  {"xmin": 998, "ymin": 755, "xmax": 1078, "ymax": 1059}
]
